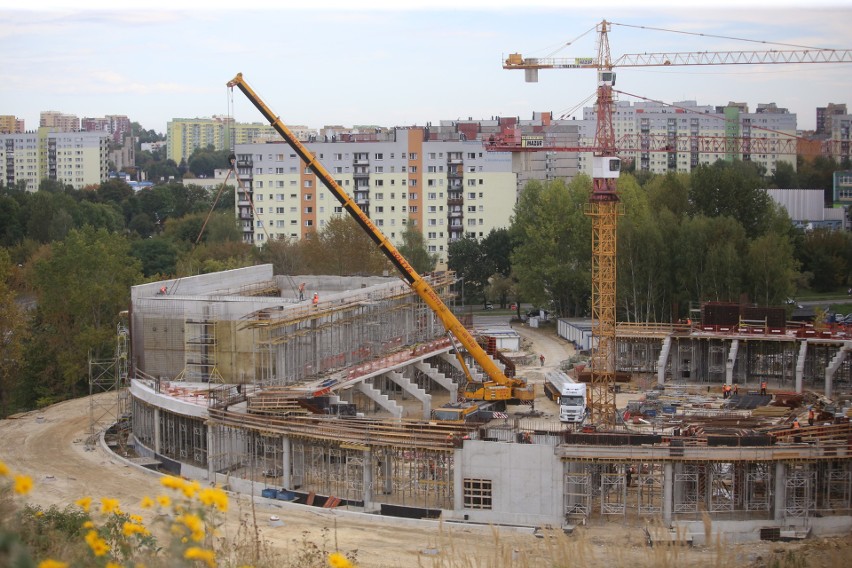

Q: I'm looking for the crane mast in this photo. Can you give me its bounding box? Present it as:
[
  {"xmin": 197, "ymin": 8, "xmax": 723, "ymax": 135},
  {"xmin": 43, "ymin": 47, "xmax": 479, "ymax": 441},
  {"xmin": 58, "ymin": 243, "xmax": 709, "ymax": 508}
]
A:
[
  {"xmin": 586, "ymin": 20, "xmax": 620, "ymax": 426},
  {"xmin": 227, "ymin": 73, "xmax": 533, "ymax": 404}
]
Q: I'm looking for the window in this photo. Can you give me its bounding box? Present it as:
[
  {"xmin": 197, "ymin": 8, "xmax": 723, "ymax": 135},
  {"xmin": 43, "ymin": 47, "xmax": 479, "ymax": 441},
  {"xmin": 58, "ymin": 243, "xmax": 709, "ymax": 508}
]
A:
[
  {"xmin": 428, "ymin": 206, "xmax": 437, "ymax": 213},
  {"xmin": 468, "ymin": 192, "xmax": 476, "ymax": 199},
  {"xmin": 276, "ymin": 167, "xmax": 284, "ymax": 174},
  {"xmin": 305, "ymin": 194, "xmax": 313, "ymax": 200},
  {"xmin": 304, "ymin": 220, "xmax": 313, "ymax": 227},
  {"xmin": 410, "ymin": 206, "xmax": 418, "ymax": 213},
  {"xmin": 409, "ymin": 166, "xmax": 417, "ymax": 173},
  {"xmin": 375, "ymin": 166, "xmax": 384, "ymax": 173},
  {"xmin": 304, "ymin": 180, "xmax": 313, "ymax": 188},
  {"xmin": 409, "ymin": 179, "xmax": 416, "ymax": 186},
  {"xmin": 276, "ymin": 207, "xmax": 284, "ymax": 214},
  {"xmin": 428, "ymin": 232, "xmax": 437, "ymax": 239},
  {"xmin": 304, "ymin": 207, "xmax": 313, "ymax": 213},
  {"xmin": 375, "ymin": 179, "xmax": 384, "ymax": 187},
  {"xmin": 409, "ymin": 152, "xmax": 417, "ymax": 160},
  {"xmin": 409, "ymin": 193, "xmax": 417, "ymax": 200},
  {"xmin": 428, "ymin": 166, "xmax": 437, "ymax": 173},
  {"xmin": 467, "ymin": 152, "xmax": 476, "ymax": 159},
  {"xmin": 374, "ymin": 153, "xmax": 384, "ymax": 160},
  {"xmin": 375, "ymin": 193, "xmax": 384, "ymax": 200}
]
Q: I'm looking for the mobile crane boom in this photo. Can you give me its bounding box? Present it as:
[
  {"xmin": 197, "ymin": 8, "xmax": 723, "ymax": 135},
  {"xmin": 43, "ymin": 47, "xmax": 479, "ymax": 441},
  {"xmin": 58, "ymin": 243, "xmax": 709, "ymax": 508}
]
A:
[{"xmin": 227, "ymin": 73, "xmax": 533, "ymax": 403}]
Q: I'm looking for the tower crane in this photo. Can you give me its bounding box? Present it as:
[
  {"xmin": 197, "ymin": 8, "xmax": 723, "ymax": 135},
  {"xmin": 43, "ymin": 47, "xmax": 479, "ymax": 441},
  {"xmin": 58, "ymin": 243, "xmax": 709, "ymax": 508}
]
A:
[{"xmin": 504, "ymin": 19, "xmax": 852, "ymax": 426}]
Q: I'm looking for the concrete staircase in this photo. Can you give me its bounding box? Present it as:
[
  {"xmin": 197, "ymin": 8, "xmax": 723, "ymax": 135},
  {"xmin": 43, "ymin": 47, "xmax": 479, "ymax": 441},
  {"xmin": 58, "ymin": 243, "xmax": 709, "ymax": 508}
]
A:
[
  {"xmin": 414, "ymin": 362, "xmax": 458, "ymax": 402},
  {"xmin": 657, "ymin": 337, "xmax": 672, "ymax": 386},
  {"xmin": 357, "ymin": 381, "xmax": 403, "ymax": 419},
  {"xmin": 384, "ymin": 370, "xmax": 432, "ymax": 420},
  {"xmin": 824, "ymin": 341, "xmax": 851, "ymax": 398}
]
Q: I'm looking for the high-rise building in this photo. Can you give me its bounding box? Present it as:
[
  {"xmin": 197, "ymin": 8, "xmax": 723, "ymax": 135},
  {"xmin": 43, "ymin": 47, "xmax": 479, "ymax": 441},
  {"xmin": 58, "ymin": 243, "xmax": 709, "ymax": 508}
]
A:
[
  {"xmin": 40, "ymin": 111, "xmax": 79, "ymax": 132},
  {"xmin": 817, "ymin": 103, "xmax": 847, "ymax": 135},
  {"xmin": 1, "ymin": 129, "xmax": 110, "ymax": 190},
  {"xmin": 578, "ymin": 100, "xmax": 798, "ymax": 175},
  {"xmin": 0, "ymin": 115, "xmax": 24, "ymax": 134},
  {"xmin": 233, "ymin": 126, "xmax": 523, "ymax": 264},
  {"xmin": 82, "ymin": 114, "xmax": 132, "ymax": 143},
  {"xmin": 166, "ymin": 116, "xmax": 280, "ymax": 164}
]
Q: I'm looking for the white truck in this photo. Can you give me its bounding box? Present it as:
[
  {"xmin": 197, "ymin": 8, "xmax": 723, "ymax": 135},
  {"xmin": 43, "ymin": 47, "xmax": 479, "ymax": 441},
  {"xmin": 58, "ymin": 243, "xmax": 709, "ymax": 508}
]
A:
[{"xmin": 544, "ymin": 371, "xmax": 587, "ymax": 423}]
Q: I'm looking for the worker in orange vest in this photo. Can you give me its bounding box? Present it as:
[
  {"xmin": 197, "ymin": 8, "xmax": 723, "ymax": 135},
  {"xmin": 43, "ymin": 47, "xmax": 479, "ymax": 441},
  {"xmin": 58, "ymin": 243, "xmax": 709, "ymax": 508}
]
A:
[
  {"xmin": 808, "ymin": 408, "xmax": 815, "ymax": 426},
  {"xmin": 312, "ymin": 292, "xmax": 319, "ymax": 307},
  {"xmin": 760, "ymin": 381, "xmax": 767, "ymax": 396}
]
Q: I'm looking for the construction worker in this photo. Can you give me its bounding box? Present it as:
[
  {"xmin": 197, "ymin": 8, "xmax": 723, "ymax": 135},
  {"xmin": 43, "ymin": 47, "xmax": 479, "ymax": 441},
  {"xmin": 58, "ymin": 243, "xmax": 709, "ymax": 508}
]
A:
[
  {"xmin": 792, "ymin": 419, "xmax": 802, "ymax": 442},
  {"xmin": 298, "ymin": 282, "xmax": 305, "ymax": 301},
  {"xmin": 312, "ymin": 292, "xmax": 319, "ymax": 307},
  {"xmin": 808, "ymin": 407, "xmax": 815, "ymax": 426},
  {"xmin": 760, "ymin": 380, "xmax": 767, "ymax": 396},
  {"xmin": 722, "ymin": 384, "xmax": 730, "ymax": 399},
  {"xmin": 733, "ymin": 384, "xmax": 739, "ymax": 396},
  {"xmin": 539, "ymin": 354, "xmax": 545, "ymax": 367}
]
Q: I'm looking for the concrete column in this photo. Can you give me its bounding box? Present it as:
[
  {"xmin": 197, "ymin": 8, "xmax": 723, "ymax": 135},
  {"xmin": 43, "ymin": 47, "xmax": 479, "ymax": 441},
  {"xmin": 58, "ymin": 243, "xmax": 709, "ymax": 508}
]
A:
[
  {"xmin": 774, "ymin": 462, "xmax": 786, "ymax": 522},
  {"xmin": 282, "ymin": 435, "xmax": 291, "ymax": 490},
  {"xmin": 383, "ymin": 449, "xmax": 393, "ymax": 495},
  {"xmin": 663, "ymin": 462, "xmax": 673, "ymax": 527},
  {"xmin": 363, "ymin": 448, "xmax": 373, "ymax": 507},
  {"xmin": 154, "ymin": 408, "xmax": 161, "ymax": 454},
  {"xmin": 453, "ymin": 447, "xmax": 464, "ymax": 513},
  {"xmin": 206, "ymin": 424, "xmax": 214, "ymax": 481}
]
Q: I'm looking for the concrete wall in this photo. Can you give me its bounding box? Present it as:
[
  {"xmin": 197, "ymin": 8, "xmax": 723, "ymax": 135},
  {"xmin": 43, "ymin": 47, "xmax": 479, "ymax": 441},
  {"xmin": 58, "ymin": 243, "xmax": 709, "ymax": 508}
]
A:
[{"xmin": 456, "ymin": 440, "xmax": 562, "ymax": 526}]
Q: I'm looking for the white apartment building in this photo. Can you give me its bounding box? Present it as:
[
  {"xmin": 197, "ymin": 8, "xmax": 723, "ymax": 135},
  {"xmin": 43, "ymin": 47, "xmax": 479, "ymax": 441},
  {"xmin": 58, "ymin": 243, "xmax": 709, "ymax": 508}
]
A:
[
  {"xmin": 234, "ymin": 127, "xmax": 518, "ymax": 264},
  {"xmin": 577, "ymin": 100, "xmax": 798, "ymax": 175},
  {"xmin": 1, "ymin": 129, "xmax": 110, "ymax": 190}
]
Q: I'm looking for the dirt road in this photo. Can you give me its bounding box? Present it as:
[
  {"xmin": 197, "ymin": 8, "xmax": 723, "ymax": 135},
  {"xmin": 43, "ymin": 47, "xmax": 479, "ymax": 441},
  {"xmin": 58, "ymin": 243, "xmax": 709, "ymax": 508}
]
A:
[{"xmin": 1, "ymin": 324, "xmax": 848, "ymax": 567}]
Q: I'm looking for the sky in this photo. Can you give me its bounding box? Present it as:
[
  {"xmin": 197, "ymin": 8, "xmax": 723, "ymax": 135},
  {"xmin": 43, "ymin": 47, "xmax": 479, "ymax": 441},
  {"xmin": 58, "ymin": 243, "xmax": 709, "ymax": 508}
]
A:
[{"xmin": 1, "ymin": 1, "xmax": 850, "ymax": 134}]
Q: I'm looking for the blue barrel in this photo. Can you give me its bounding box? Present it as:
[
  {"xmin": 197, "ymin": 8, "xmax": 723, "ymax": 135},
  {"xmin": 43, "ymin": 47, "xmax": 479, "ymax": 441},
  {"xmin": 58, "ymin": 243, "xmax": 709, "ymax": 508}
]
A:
[{"xmin": 261, "ymin": 488, "xmax": 277, "ymax": 499}]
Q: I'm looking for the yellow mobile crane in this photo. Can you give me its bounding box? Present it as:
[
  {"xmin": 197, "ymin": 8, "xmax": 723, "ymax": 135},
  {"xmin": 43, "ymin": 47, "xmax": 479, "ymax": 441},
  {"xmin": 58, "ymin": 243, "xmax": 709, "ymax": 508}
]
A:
[{"xmin": 227, "ymin": 73, "xmax": 534, "ymax": 405}]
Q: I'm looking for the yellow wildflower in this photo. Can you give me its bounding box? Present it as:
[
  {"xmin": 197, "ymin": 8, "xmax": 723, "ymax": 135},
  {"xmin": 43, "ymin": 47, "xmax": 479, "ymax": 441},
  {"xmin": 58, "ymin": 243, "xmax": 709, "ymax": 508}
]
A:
[
  {"xmin": 0, "ymin": 460, "xmax": 9, "ymax": 476},
  {"xmin": 13, "ymin": 474, "xmax": 33, "ymax": 495},
  {"xmin": 156, "ymin": 494, "xmax": 171, "ymax": 508},
  {"xmin": 181, "ymin": 479, "xmax": 201, "ymax": 499},
  {"xmin": 184, "ymin": 547, "xmax": 216, "ymax": 568},
  {"xmin": 75, "ymin": 496, "xmax": 93, "ymax": 512},
  {"xmin": 35, "ymin": 511, "xmax": 44, "ymax": 517},
  {"xmin": 328, "ymin": 552, "xmax": 354, "ymax": 568},
  {"xmin": 106, "ymin": 563, "xmax": 123, "ymax": 568},
  {"xmin": 100, "ymin": 497, "xmax": 120, "ymax": 515},
  {"xmin": 37, "ymin": 560, "xmax": 69, "ymax": 568},
  {"xmin": 160, "ymin": 475, "xmax": 185, "ymax": 490},
  {"xmin": 123, "ymin": 521, "xmax": 150, "ymax": 537},
  {"xmin": 177, "ymin": 512, "xmax": 205, "ymax": 541},
  {"xmin": 84, "ymin": 529, "xmax": 110, "ymax": 557},
  {"xmin": 198, "ymin": 486, "xmax": 229, "ymax": 512},
  {"xmin": 83, "ymin": 521, "xmax": 95, "ymax": 529},
  {"xmin": 129, "ymin": 514, "xmax": 144, "ymax": 523},
  {"xmin": 140, "ymin": 496, "xmax": 154, "ymax": 509}
]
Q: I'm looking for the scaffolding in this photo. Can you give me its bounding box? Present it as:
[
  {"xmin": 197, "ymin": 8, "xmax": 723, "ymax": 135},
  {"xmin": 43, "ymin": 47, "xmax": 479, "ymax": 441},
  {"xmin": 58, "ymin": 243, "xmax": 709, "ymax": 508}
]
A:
[{"xmin": 88, "ymin": 322, "xmax": 130, "ymax": 448}]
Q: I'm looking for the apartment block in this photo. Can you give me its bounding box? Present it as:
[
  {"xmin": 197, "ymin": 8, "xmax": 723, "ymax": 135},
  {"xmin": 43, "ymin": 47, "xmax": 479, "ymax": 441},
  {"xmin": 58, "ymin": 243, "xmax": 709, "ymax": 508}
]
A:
[
  {"xmin": 234, "ymin": 127, "xmax": 519, "ymax": 264},
  {"xmin": 578, "ymin": 100, "xmax": 798, "ymax": 175},
  {"xmin": 166, "ymin": 116, "xmax": 280, "ymax": 164},
  {"xmin": 0, "ymin": 115, "xmax": 24, "ymax": 134},
  {"xmin": 82, "ymin": 114, "xmax": 132, "ymax": 143},
  {"xmin": 1, "ymin": 129, "xmax": 110, "ymax": 190},
  {"xmin": 40, "ymin": 111, "xmax": 79, "ymax": 132}
]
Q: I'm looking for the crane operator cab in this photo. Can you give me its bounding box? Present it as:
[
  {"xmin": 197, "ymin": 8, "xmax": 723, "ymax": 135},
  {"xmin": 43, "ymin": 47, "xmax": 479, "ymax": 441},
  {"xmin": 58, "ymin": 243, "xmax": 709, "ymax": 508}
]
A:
[{"xmin": 592, "ymin": 156, "xmax": 621, "ymax": 179}]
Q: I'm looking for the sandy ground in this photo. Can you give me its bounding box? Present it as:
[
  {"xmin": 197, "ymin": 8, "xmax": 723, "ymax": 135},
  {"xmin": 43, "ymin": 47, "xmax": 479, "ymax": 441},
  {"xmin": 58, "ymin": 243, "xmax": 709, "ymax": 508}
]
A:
[{"xmin": 1, "ymin": 323, "xmax": 850, "ymax": 567}]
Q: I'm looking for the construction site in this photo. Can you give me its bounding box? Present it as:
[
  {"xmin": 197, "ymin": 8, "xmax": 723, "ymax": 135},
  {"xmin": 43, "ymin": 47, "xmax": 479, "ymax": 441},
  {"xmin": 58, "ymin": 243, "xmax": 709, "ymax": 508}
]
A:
[
  {"xmin": 119, "ymin": 26, "xmax": 852, "ymax": 545},
  {"xmin": 125, "ymin": 263, "xmax": 852, "ymax": 543}
]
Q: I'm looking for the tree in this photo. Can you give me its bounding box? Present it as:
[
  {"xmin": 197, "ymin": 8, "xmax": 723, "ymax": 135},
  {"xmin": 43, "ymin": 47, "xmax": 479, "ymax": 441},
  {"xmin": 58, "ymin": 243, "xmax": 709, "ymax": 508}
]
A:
[
  {"xmin": 130, "ymin": 237, "xmax": 179, "ymax": 277},
  {"xmin": 396, "ymin": 225, "xmax": 437, "ymax": 275},
  {"xmin": 689, "ymin": 160, "xmax": 772, "ymax": 238},
  {"xmin": 310, "ymin": 216, "xmax": 389, "ymax": 276},
  {"xmin": 26, "ymin": 227, "xmax": 142, "ymax": 406},
  {"xmin": 186, "ymin": 146, "xmax": 231, "ymax": 178},
  {"xmin": 447, "ymin": 236, "xmax": 488, "ymax": 305},
  {"xmin": 481, "ymin": 228, "xmax": 513, "ymax": 278},
  {"xmin": 745, "ymin": 231, "xmax": 800, "ymax": 306},
  {"xmin": 510, "ymin": 177, "xmax": 591, "ymax": 317},
  {"xmin": 0, "ymin": 249, "xmax": 30, "ymax": 417}
]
